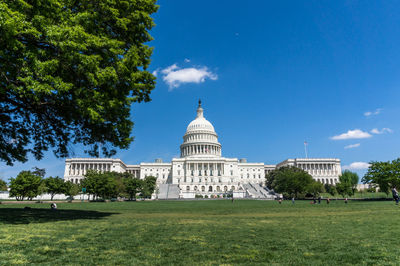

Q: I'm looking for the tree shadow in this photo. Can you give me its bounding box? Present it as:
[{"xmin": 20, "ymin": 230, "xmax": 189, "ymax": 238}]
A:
[{"xmin": 0, "ymin": 208, "xmax": 118, "ymax": 225}]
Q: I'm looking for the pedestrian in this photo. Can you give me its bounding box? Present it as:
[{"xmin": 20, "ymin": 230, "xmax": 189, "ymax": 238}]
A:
[
  {"xmin": 318, "ymin": 196, "xmax": 321, "ymax": 204},
  {"xmin": 50, "ymin": 203, "xmax": 57, "ymax": 210},
  {"xmin": 292, "ymin": 197, "xmax": 295, "ymax": 204},
  {"xmin": 392, "ymin": 187, "xmax": 399, "ymax": 205},
  {"xmin": 326, "ymin": 198, "xmax": 330, "ymax": 204},
  {"xmin": 278, "ymin": 199, "xmax": 282, "ymax": 204},
  {"xmin": 344, "ymin": 197, "xmax": 348, "ymax": 204}
]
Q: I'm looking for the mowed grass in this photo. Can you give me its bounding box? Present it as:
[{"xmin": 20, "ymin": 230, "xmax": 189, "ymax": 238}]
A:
[{"xmin": 1, "ymin": 200, "xmax": 399, "ymax": 265}]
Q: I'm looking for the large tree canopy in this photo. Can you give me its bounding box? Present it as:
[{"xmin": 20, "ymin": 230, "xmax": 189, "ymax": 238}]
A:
[
  {"xmin": 268, "ymin": 166, "xmax": 317, "ymax": 198},
  {"xmin": 362, "ymin": 158, "xmax": 400, "ymax": 194},
  {"xmin": 0, "ymin": 0, "xmax": 158, "ymax": 165}
]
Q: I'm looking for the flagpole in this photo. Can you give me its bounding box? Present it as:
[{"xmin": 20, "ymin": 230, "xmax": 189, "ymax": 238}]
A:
[{"xmin": 304, "ymin": 141, "xmax": 308, "ymax": 158}]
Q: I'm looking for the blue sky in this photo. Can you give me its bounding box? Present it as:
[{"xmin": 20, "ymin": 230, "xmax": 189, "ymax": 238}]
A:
[{"xmin": 2, "ymin": 0, "xmax": 400, "ymax": 181}]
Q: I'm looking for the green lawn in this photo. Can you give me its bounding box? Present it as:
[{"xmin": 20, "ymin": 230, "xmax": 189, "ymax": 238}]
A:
[{"xmin": 0, "ymin": 200, "xmax": 399, "ymax": 265}]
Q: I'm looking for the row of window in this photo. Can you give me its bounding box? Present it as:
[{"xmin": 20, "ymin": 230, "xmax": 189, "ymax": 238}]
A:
[{"xmin": 186, "ymin": 185, "xmax": 236, "ymax": 192}]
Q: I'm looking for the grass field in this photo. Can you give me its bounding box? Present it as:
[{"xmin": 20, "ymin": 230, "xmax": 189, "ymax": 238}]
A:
[{"xmin": 1, "ymin": 200, "xmax": 399, "ymax": 265}]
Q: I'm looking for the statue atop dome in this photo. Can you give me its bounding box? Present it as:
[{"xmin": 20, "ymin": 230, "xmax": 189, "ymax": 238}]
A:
[{"xmin": 196, "ymin": 99, "xmax": 204, "ymax": 118}]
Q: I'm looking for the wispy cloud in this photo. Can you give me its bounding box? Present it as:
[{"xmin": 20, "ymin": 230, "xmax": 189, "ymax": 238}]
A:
[
  {"xmin": 364, "ymin": 108, "xmax": 382, "ymax": 117},
  {"xmin": 161, "ymin": 63, "xmax": 217, "ymax": 90},
  {"xmin": 370, "ymin": 128, "xmax": 393, "ymax": 134},
  {"xmin": 184, "ymin": 58, "xmax": 190, "ymax": 63},
  {"xmin": 344, "ymin": 143, "xmax": 360, "ymax": 149},
  {"xmin": 331, "ymin": 129, "xmax": 372, "ymax": 140},
  {"xmin": 343, "ymin": 162, "xmax": 371, "ymax": 170}
]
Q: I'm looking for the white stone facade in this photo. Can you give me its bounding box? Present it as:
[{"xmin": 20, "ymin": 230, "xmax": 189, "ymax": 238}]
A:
[{"xmin": 64, "ymin": 101, "xmax": 342, "ymax": 198}]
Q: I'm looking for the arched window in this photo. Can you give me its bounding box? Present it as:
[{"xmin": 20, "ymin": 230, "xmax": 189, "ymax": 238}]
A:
[
  {"xmin": 209, "ymin": 186, "xmax": 213, "ymax": 192},
  {"xmin": 201, "ymin": 186, "xmax": 205, "ymax": 192},
  {"xmin": 224, "ymin": 186, "xmax": 228, "ymax": 192},
  {"xmin": 217, "ymin": 186, "xmax": 221, "ymax": 192},
  {"xmin": 231, "ymin": 186, "xmax": 235, "ymax": 191},
  {"xmin": 186, "ymin": 186, "xmax": 190, "ymax": 191},
  {"xmin": 194, "ymin": 186, "xmax": 198, "ymax": 191}
]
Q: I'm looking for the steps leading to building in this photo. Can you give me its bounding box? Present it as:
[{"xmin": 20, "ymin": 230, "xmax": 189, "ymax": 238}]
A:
[{"xmin": 157, "ymin": 184, "xmax": 180, "ymax": 199}]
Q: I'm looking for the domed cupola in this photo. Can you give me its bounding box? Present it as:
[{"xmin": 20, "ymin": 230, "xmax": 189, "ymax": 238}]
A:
[{"xmin": 180, "ymin": 100, "xmax": 221, "ymax": 157}]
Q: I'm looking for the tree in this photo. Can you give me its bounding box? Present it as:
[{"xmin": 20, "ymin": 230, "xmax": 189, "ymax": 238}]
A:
[
  {"xmin": 341, "ymin": 170, "xmax": 359, "ymax": 194},
  {"xmin": 44, "ymin": 176, "xmax": 65, "ymax": 200},
  {"xmin": 362, "ymin": 159, "xmax": 400, "ymax": 194},
  {"xmin": 324, "ymin": 183, "xmax": 337, "ymax": 196},
  {"xmin": 0, "ymin": 1, "xmax": 158, "ymax": 166},
  {"xmin": 0, "ymin": 179, "xmax": 7, "ymax": 191},
  {"xmin": 124, "ymin": 178, "xmax": 143, "ymax": 200},
  {"xmin": 32, "ymin": 167, "xmax": 46, "ymax": 178},
  {"xmin": 141, "ymin": 176, "xmax": 157, "ymax": 198},
  {"xmin": 81, "ymin": 170, "xmax": 118, "ymax": 200},
  {"xmin": 265, "ymin": 169, "xmax": 278, "ymax": 189},
  {"xmin": 9, "ymin": 171, "xmax": 43, "ymax": 200},
  {"xmin": 64, "ymin": 181, "xmax": 80, "ymax": 199},
  {"xmin": 270, "ymin": 166, "xmax": 315, "ymax": 198},
  {"xmin": 308, "ymin": 181, "xmax": 325, "ymax": 198},
  {"xmin": 336, "ymin": 172, "xmax": 355, "ymax": 197}
]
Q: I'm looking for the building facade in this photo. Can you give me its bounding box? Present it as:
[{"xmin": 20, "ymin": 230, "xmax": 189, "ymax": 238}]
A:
[{"xmin": 64, "ymin": 101, "xmax": 342, "ymax": 198}]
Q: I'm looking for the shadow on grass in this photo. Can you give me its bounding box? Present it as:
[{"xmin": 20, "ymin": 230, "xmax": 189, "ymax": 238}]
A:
[{"xmin": 0, "ymin": 208, "xmax": 118, "ymax": 225}]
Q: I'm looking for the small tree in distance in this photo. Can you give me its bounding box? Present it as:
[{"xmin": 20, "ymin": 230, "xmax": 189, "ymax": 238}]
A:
[
  {"xmin": 124, "ymin": 178, "xmax": 143, "ymax": 200},
  {"xmin": 44, "ymin": 176, "xmax": 66, "ymax": 200},
  {"xmin": 9, "ymin": 171, "xmax": 43, "ymax": 201},
  {"xmin": 0, "ymin": 179, "xmax": 7, "ymax": 191},
  {"xmin": 64, "ymin": 181, "xmax": 81, "ymax": 200}
]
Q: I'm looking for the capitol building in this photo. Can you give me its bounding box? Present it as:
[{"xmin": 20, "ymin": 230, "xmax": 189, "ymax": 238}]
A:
[{"xmin": 64, "ymin": 101, "xmax": 342, "ymax": 199}]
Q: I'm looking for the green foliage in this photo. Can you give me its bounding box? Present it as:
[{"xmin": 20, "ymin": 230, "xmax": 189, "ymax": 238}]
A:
[
  {"xmin": 270, "ymin": 166, "xmax": 315, "ymax": 198},
  {"xmin": 82, "ymin": 170, "xmax": 118, "ymax": 200},
  {"xmin": 81, "ymin": 170, "xmax": 155, "ymax": 200},
  {"xmin": 141, "ymin": 176, "xmax": 156, "ymax": 198},
  {"xmin": 124, "ymin": 178, "xmax": 142, "ymax": 200},
  {"xmin": 0, "ymin": 179, "xmax": 7, "ymax": 191},
  {"xmin": 9, "ymin": 170, "xmax": 43, "ymax": 200},
  {"xmin": 363, "ymin": 158, "xmax": 400, "ymax": 194},
  {"xmin": 0, "ymin": 0, "xmax": 158, "ymax": 165},
  {"xmin": 64, "ymin": 181, "xmax": 80, "ymax": 198},
  {"xmin": 44, "ymin": 176, "xmax": 65, "ymax": 200},
  {"xmin": 324, "ymin": 183, "xmax": 337, "ymax": 196},
  {"xmin": 341, "ymin": 170, "xmax": 359, "ymax": 194},
  {"xmin": 336, "ymin": 175, "xmax": 353, "ymax": 198},
  {"xmin": 307, "ymin": 181, "xmax": 325, "ymax": 197},
  {"xmin": 32, "ymin": 167, "xmax": 46, "ymax": 178}
]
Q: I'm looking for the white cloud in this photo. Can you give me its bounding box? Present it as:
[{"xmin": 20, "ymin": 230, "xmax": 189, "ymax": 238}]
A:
[
  {"xmin": 364, "ymin": 108, "xmax": 382, "ymax": 117},
  {"xmin": 152, "ymin": 69, "xmax": 158, "ymax": 77},
  {"xmin": 331, "ymin": 129, "xmax": 372, "ymax": 140},
  {"xmin": 343, "ymin": 162, "xmax": 371, "ymax": 170},
  {"xmin": 161, "ymin": 64, "xmax": 217, "ymax": 90},
  {"xmin": 370, "ymin": 128, "xmax": 393, "ymax": 134},
  {"xmin": 184, "ymin": 58, "xmax": 190, "ymax": 63},
  {"xmin": 344, "ymin": 143, "xmax": 360, "ymax": 149},
  {"xmin": 161, "ymin": 64, "xmax": 179, "ymax": 75}
]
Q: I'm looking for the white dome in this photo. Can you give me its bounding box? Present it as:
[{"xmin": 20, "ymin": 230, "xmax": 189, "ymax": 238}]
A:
[
  {"xmin": 186, "ymin": 117, "xmax": 215, "ymax": 133},
  {"xmin": 180, "ymin": 100, "xmax": 222, "ymax": 158}
]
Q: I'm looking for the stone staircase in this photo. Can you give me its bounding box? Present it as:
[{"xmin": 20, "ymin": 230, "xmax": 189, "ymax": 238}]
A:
[
  {"xmin": 157, "ymin": 184, "xmax": 180, "ymax": 199},
  {"xmin": 243, "ymin": 183, "xmax": 276, "ymax": 199}
]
